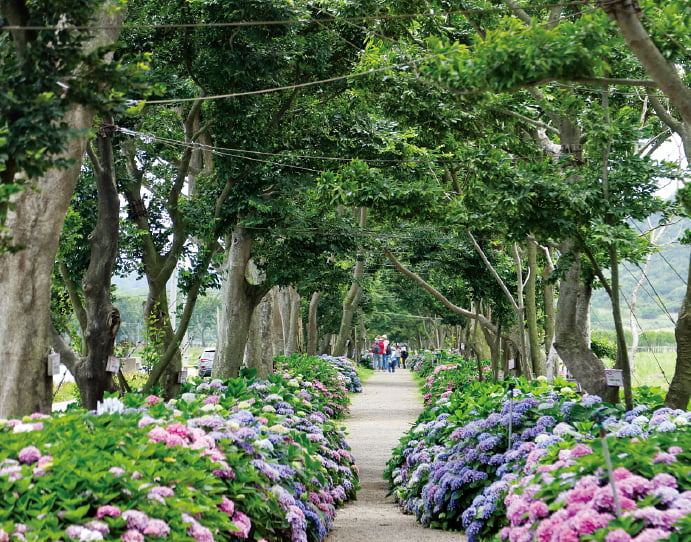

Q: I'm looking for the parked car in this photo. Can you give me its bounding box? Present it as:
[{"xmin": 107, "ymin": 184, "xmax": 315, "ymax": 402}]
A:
[{"xmin": 198, "ymin": 349, "xmax": 215, "ymax": 377}]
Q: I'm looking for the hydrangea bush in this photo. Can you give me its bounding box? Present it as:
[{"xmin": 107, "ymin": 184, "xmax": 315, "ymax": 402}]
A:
[
  {"xmin": 0, "ymin": 355, "xmax": 360, "ymax": 541},
  {"xmin": 499, "ymin": 429, "xmax": 691, "ymax": 542},
  {"xmin": 385, "ymin": 351, "xmax": 690, "ymax": 541}
]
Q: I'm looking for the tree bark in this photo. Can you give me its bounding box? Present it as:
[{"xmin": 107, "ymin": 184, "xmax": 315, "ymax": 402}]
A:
[
  {"xmin": 526, "ymin": 238, "xmax": 546, "ymax": 376},
  {"xmin": 541, "ymin": 245, "xmax": 556, "ymax": 358},
  {"xmin": 307, "ymin": 291, "xmax": 322, "ymax": 355},
  {"xmin": 244, "ymin": 292, "xmax": 275, "ymax": 379},
  {"xmin": 602, "ymin": 2, "xmax": 691, "ymax": 408},
  {"xmin": 216, "ymin": 225, "xmax": 268, "ymax": 378},
  {"xmin": 333, "ymin": 207, "xmax": 367, "ymax": 356},
  {"xmin": 603, "ymin": 1, "xmax": 691, "ymax": 125},
  {"xmin": 553, "ymin": 249, "xmax": 618, "ymax": 402},
  {"xmin": 73, "ymin": 119, "xmax": 121, "ymax": 410},
  {"xmin": 0, "ymin": 4, "xmax": 125, "ymax": 418},
  {"xmin": 667, "ymin": 253, "xmax": 691, "ymax": 409}
]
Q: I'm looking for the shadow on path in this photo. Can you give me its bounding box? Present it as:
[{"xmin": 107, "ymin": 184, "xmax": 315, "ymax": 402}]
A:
[{"xmin": 326, "ymin": 370, "xmax": 465, "ymax": 542}]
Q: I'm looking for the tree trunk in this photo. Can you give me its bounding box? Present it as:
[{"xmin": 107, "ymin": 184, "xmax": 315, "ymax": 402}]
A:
[
  {"xmin": 526, "ymin": 238, "xmax": 546, "ymax": 376},
  {"xmin": 333, "ymin": 207, "xmax": 367, "ymax": 356},
  {"xmin": 73, "ymin": 119, "xmax": 121, "ymax": 410},
  {"xmin": 0, "ymin": 6, "xmax": 125, "ymax": 418},
  {"xmin": 245, "ymin": 292, "xmax": 275, "ymax": 379},
  {"xmin": 603, "ymin": 0, "xmax": 691, "ymax": 410},
  {"xmin": 216, "ymin": 225, "xmax": 267, "ymax": 378},
  {"xmin": 287, "ymin": 287, "xmax": 301, "ymax": 355},
  {"xmin": 666, "ymin": 252, "xmax": 691, "ymax": 409},
  {"xmin": 541, "ymin": 246, "xmax": 556, "ymax": 358},
  {"xmin": 275, "ymin": 286, "xmax": 300, "ymax": 355},
  {"xmin": 307, "ymin": 291, "xmax": 322, "ymax": 355},
  {"xmin": 271, "ymin": 287, "xmax": 286, "ymax": 356},
  {"xmin": 554, "ymin": 250, "xmax": 618, "ymax": 402}
]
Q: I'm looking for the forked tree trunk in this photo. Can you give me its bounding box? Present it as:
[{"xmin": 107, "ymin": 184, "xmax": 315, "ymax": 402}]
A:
[
  {"xmin": 0, "ymin": 6, "xmax": 125, "ymax": 418},
  {"xmin": 73, "ymin": 120, "xmax": 121, "ymax": 410},
  {"xmin": 216, "ymin": 225, "xmax": 267, "ymax": 378},
  {"xmin": 554, "ymin": 252, "xmax": 618, "ymax": 402}
]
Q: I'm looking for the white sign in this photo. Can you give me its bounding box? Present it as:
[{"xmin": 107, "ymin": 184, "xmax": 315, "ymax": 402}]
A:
[
  {"xmin": 604, "ymin": 369, "xmax": 624, "ymax": 387},
  {"xmin": 48, "ymin": 353, "xmax": 61, "ymax": 376},
  {"xmin": 178, "ymin": 367, "xmax": 188, "ymax": 384},
  {"xmin": 106, "ymin": 356, "xmax": 121, "ymax": 373}
]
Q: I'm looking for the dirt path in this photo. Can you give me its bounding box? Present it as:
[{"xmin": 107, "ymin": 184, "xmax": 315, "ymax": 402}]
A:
[{"xmin": 327, "ymin": 369, "xmax": 465, "ymax": 542}]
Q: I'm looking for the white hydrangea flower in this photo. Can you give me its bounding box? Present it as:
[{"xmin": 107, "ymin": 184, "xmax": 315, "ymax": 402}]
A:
[{"xmin": 96, "ymin": 397, "xmax": 125, "ymax": 415}]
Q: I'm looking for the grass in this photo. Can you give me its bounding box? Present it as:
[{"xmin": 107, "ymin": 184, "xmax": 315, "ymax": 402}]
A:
[{"xmin": 631, "ymin": 350, "xmax": 676, "ymax": 390}]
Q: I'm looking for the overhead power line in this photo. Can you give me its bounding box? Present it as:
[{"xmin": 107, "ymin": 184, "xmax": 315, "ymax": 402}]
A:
[
  {"xmin": 0, "ymin": 2, "xmax": 591, "ymax": 32},
  {"xmin": 141, "ymin": 56, "xmax": 430, "ymax": 104}
]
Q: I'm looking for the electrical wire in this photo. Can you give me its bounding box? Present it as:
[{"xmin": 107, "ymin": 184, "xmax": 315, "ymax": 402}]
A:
[{"xmin": 0, "ymin": 2, "xmax": 591, "ymax": 32}]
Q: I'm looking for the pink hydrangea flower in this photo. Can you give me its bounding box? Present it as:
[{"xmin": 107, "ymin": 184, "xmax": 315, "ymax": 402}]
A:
[
  {"xmin": 165, "ymin": 433, "xmax": 186, "ymax": 447},
  {"xmin": 632, "ymin": 528, "xmax": 670, "ymax": 542},
  {"xmin": 605, "ymin": 529, "xmax": 632, "ymax": 542},
  {"xmin": 109, "ymin": 467, "xmax": 126, "ymax": 477},
  {"xmin": 147, "ymin": 426, "xmax": 169, "ymax": 443},
  {"xmin": 651, "ymin": 473, "xmax": 677, "ymax": 490},
  {"xmin": 138, "ymin": 416, "xmax": 158, "ymax": 428},
  {"xmin": 121, "ymin": 530, "xmax": 144, "ymax": 542},
  {"xmin": 142, "ymin": 518, "xmax": 171, "ymax": 537},
  {"xmin": 187, "ymin": 522, "xmax": 214, "ymax": 542},
  {"xmin": 17, "ymin": 446, "xmax": 41, "ymax": 464},
  {"xmin": 612, "ymin": 467, "xmax": 633, "ymax": 481},
  {"xmin": 147, "ymin": 486, "xmax": 174, "ymax": 504},
  {"xmin": 570, "ymin": 443, "xmax": 593, "ymax": 458},
  {"xmin": 96, "ymin": 505, "xmax": 121, "ymax": 519},
  {"xmin": 122, "ymin": 510, "xmax": 149, "ymax": 531},
  {"xmin": 220, "ymin": 497, "xmax": 235, "ymax": 515},
  {"xmin": 203, "ymin": 395, "xmax": 220, "ymax": 405},
  {"xmin": 84, "ymin": 521, "xmax": 109, "ymax": 535},
  {"xmin": 231, "ymin": 511, "xmax": 252, "ymax": 538},
  {"xmin": 571, "ymin": 509, "xmax": 613, "ymax": 535},
  {"xmin": 528, "ymin": 500, "xmax": 549, "ymax": 522},
  {"xmin": 144, "ymin": 395, "xmax": 162, "ymax": 406},
  {"xmin": 652, "ymin": 452, "xmax": 677, "ymax": 465},
  {"xmin": 668, "ymin": 446, "xmax": 682, "ymax": 454},
  {"xmin": 506, "ymin": 498, "xmax": 530, "ymax": 525}
]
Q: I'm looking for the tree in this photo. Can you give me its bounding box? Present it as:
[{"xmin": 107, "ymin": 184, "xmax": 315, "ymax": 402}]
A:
[
  {"xmin": 0, "ymin": 0, "xmax": 127, "ymax": 417},
  {"xmin": 352, "ymin": 0, "xmax": 679, "ymax": 402},
  {"xmin": 600, "ymin": 0, "xmax": 691, "ymax": 408}
]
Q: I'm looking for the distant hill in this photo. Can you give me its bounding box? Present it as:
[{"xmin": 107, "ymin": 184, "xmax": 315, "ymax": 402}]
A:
[
  {"xmin": 591, "ymin": 218, "xmax": 689, "ymax": 332},
  {"xmin": 113, "ymin": 274, "xmax": 148, "ymax": 297}
]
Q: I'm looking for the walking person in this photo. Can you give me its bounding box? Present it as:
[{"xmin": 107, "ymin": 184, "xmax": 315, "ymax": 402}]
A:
[
  {"xmin": 389, "ymin": 346, "xmax": 400, "ymax": 372},
  {"xmin": 382, "ymin": 335, "xmax": 391, "ymax": 371},
  {"xmin": 371, "ymin": 337, "xmax": 383, "ymax": 371},
  {"xmin": 400, "ymin": 344, "xmax": 409, "ymax": 369}
]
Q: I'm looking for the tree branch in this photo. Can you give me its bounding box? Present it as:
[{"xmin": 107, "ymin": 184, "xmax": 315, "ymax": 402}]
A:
[{"xmin": 383, "ymin": 247, "xmax": 497, "ymax": 333}]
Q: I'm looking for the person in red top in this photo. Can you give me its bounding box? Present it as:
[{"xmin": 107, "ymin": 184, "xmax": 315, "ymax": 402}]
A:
[{"xmin": 371, "ymin": 336, "xmax": 383, "ymax": 370}]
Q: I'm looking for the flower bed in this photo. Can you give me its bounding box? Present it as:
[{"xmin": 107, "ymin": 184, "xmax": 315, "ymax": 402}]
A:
[
  {"xmin": 0, "ymin": 355, "xmax": 360, "ymax": 541},
  {"xmin": 385, "ymin": 351, "xmax": 691, "ymax": 541}
]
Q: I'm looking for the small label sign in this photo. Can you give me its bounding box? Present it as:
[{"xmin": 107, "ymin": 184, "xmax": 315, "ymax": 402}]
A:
[
  {"xmin": 48, "ymin": 353, "xmax": 61, "ymax": 376},
  {"xmin": 604, "ymin": 369, "xmax": 624, "ymax": 387},
  {"xmin": 106, "ymin": 356, "xmax": 121, "ymax": 373}
]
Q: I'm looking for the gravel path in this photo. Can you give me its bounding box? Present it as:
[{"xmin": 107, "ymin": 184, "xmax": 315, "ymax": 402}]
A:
[{"xmin": 326, "ymin": 369, "xmax": 465, "ymax": 542}]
